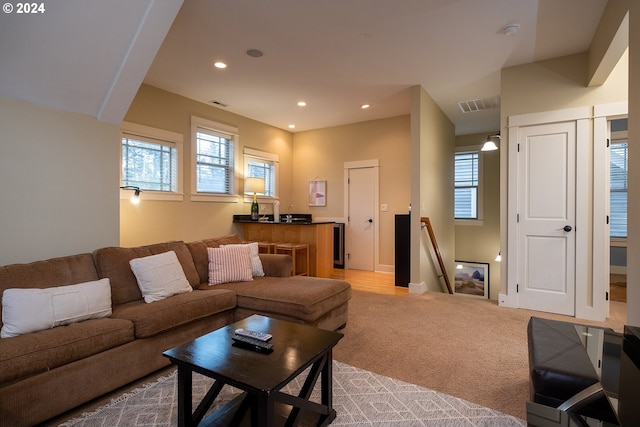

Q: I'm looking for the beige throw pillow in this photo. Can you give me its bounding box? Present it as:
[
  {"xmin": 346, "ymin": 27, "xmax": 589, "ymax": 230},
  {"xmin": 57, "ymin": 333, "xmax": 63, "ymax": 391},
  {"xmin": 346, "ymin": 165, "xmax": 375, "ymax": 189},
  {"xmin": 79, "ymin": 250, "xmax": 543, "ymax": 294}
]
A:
[
  {"xmin": 1, "ymin": 278, "xmax": 112, "ymax": 338},
  {"xmin": 129, "ymin": 250, "xmax": 192, "ymax": 303}
]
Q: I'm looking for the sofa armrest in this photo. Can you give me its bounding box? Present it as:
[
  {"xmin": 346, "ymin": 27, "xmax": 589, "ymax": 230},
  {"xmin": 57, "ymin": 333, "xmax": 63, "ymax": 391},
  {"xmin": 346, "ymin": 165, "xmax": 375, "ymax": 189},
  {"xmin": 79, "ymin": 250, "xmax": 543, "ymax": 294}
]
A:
[{"xmin": 259, "ymin": 254, "xmax": 292, "ymax": 277}]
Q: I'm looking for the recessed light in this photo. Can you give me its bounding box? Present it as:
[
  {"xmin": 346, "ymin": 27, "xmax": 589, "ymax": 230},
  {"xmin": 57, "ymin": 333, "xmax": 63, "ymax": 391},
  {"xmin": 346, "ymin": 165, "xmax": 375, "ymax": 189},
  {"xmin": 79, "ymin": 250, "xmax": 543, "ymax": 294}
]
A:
[
  {"xmin": 361, "ymin": 104, "xmax": 371, "ymax": 109},
  {"xmin": 297, "ymin": 101, "xmax": 307, "ymax": 107},
  {"xmin": 213, "ymin": 61, "xmax": 227, "ymax": 69},
  {"xmin": 288, "ymin": 124, "xmax": 296, "ymax": 129},
  {"xmin": 246, "ymin": 49, "xmax": 264, "ymax": 58}
]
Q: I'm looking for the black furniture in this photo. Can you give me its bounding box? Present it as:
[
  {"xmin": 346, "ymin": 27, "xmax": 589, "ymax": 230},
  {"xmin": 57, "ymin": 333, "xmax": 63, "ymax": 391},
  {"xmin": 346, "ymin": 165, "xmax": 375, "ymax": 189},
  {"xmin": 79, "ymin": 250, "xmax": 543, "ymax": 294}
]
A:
[
  {"xmin": 526, "ymin": 317, "xmax": 640, "ymax": 427},
  {"xmin": 163, "ymin": 314, "xmax": 343, "ymax": 427},
  {"xmin": 394, "ymin": 214, "xmax": 410, "ymax": 286}
]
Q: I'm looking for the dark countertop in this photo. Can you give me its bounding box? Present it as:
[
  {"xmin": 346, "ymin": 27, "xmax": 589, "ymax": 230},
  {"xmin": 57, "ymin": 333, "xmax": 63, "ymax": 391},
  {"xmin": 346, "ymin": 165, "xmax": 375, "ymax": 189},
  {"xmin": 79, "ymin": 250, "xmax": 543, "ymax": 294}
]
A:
[{"xmin": 233, "ymin": 214, "xmax": 334, "ymax": 225}]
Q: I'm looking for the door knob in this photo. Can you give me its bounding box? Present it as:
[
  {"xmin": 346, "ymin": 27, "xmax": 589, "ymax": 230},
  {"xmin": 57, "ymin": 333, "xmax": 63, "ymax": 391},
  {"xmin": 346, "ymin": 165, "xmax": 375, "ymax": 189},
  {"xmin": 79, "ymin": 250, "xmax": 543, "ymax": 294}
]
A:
[
  {"xmin": 367, "ymin": 218, "xmax": 373, "ymax": 223},
  {"xmin": 563, "ymin": 225, "xmax": 572, "ymax": 232}
]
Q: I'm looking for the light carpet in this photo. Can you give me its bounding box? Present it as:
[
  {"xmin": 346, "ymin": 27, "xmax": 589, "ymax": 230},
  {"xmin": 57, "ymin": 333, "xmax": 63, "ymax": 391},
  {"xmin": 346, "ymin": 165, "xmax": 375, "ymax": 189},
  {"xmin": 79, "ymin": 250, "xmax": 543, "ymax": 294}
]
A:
[{"xmin": 60, "ymin": 361, "xmax": 525, "ymax": 427}]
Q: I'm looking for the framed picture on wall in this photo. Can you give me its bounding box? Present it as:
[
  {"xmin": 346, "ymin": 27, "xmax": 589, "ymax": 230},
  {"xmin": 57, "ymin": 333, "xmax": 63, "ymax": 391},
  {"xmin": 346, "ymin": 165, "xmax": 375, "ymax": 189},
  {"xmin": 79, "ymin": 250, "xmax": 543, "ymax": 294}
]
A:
[
  {"xmin": 454, "ymin": 261, "xmax": 489, "ymax": 299},
  {"xmin": 308, "ymin": 180, "xmax": 326, "ymax": 206}
]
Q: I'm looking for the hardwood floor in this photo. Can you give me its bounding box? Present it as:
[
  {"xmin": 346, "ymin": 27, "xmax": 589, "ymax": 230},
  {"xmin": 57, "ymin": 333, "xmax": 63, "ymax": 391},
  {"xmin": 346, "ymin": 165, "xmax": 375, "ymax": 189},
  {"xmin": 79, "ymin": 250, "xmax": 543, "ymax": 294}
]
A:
[
  {"xmin": 331, "ymin": 268, "xmax": 408, "ymax": 296},
  {"xmin": 610, "ymin": 273, "xmax": 627, "ymax": 303},
  {"xmin": 337, "ymin": 270, "xmax": 628, "ymax": 302}
]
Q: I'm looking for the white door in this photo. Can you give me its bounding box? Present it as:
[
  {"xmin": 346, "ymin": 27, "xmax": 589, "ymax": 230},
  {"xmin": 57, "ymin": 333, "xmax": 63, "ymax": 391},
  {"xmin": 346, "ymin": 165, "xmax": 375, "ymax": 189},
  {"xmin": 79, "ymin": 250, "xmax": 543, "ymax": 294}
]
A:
[
  {"xmin": 347, "ymin": 167, "xmax": 375, "ymax": 270},
  {"xmin": 517, "ymin": 122, "xmax": 576, "ymax": 316}
]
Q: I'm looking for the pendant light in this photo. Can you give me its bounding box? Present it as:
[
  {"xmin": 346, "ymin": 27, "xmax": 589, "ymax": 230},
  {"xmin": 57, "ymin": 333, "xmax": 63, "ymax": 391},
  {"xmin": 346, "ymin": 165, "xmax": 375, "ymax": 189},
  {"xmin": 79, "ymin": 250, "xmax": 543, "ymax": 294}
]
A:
[{"xmin": 481, "ymin": 134, "xmax": 500, "ymax": 151}]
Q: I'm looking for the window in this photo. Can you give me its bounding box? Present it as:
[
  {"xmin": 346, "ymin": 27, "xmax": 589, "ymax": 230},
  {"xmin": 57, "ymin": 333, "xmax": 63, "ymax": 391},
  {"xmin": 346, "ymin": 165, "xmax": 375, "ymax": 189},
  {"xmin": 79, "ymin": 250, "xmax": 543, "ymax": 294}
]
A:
[
  {"xmin": 610, "ymin": 140, "xmax": 628, "ymax": 238},
  {"xmin": 120, "ymin": 122, "xmax": 183, "ymax": 201},
  {"xmin": 244, "ymin": 148, "xmax": 278, "ymax": 198},
  {"xmin": 191, "ymin": 117, "xmax": 239, "ymax": 202},
  {"xmin": 454, "ymin": 150, "xmax": 480, "ymax": 220}
]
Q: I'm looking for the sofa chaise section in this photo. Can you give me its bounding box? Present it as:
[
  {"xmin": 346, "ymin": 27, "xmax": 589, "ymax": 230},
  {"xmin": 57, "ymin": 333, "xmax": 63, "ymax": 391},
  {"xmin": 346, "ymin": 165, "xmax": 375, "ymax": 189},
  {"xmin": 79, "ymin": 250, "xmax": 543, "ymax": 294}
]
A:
[{"xmin": 186, "ymin": 235, "xmax": 351, "ymax": 331}]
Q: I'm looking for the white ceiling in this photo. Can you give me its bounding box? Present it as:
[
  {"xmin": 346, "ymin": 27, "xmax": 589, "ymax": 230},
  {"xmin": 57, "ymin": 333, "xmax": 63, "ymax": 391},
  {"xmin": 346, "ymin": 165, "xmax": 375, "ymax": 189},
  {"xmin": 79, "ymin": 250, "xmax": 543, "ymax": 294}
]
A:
[
  {"xmin": 0, "ymin": 0, "xmax": 608, "ymax": 134},
  {"xmin": 0, "ymin": 0, "xmax": 183, "ymax": 124}
]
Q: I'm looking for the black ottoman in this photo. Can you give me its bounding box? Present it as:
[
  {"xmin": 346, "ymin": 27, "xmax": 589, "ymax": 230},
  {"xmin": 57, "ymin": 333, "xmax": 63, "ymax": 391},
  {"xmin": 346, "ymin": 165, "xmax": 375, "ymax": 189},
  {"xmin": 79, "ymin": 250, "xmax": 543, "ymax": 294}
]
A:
[{"xmin": 527, "ymin": 316, "xmax": 618, "ymax": 422}]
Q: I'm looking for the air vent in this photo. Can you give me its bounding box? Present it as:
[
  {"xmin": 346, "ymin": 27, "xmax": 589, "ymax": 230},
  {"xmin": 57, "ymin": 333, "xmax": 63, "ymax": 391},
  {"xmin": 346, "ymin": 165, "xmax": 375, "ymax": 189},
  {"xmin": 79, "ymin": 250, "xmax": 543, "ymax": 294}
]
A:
[
  {"xmin": 457, "ymin": 96, "xmax": 500, "ymax": 113},
  {"xmin": 210, "ymin": 100, "xmax": 229, "ymax": 107}
]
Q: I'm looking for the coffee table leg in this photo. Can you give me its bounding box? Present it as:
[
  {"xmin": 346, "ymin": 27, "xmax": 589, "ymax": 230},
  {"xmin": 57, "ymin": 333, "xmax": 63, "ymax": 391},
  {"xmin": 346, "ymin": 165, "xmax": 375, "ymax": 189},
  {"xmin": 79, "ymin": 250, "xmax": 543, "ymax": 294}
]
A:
[
  {"xmin": 321, "ymin": 349, "xmax": 333, "ymax": 408},
  {"xmin": 254, "ymin": 393, "xmax": 273, "ymax": 427},
  {"xmin": 176, "ymin": 365, "xmax": 193, "ymax": 427}
]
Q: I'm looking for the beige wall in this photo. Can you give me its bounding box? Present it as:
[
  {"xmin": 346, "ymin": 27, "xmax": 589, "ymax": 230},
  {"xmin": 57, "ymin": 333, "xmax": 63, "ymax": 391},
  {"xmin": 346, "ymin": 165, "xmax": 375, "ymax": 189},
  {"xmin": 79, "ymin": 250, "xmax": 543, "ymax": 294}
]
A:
[
  {"xmin": 292, "ymin": 115, "xmax": 411, "ymax": 268},
  {"xmin": 121, "ymin": 84, "xmax": 293, "ymax": 246},
  {"xmin": 501, "ymin": 52, "xmax": 628, "ymax": 118},
  {"xmin": 455, "ymin": 132, "xmax": 501, "ymax": 299},
  {"xmin": 411, "ymin": 86, "xmax": 456, "ymax": 292},
  {"xmin": 0, "ymin": 97, "xmax": 120, "ymax": 265}
]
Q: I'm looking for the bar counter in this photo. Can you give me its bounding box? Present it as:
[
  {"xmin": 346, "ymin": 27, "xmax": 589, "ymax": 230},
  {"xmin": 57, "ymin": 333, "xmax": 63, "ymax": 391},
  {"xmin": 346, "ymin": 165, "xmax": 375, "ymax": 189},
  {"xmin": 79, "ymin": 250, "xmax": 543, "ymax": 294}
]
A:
[{"xmin": 233, "ymin": 215, "xmax": 334, "ymax": 278}]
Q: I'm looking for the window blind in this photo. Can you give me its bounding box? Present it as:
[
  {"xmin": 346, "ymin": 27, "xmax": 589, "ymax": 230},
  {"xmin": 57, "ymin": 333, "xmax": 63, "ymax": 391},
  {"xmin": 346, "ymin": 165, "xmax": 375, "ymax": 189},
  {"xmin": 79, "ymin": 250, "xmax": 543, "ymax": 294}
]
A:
[
  {"xmin": 454, "ymin": 152, "xmax": 479, "ymax": 219},
  {"xmin": 121, "ymin": 133, "xmax": 177, "ymax": 192},
  {"xmin": 246, "ymin": 157, "xmax": 276, "ymax": 197},
  {"xmin": 610, "ymin": 141, "xmax": 627, "ymax": 237},
  {"xmin": 195, "ymin": 128, "xmax": 234, "ymax": 194}
]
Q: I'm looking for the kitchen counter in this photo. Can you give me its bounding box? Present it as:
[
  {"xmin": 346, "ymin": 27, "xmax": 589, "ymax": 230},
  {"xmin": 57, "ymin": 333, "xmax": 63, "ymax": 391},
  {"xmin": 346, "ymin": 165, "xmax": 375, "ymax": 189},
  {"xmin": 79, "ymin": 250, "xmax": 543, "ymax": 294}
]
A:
[
  {"xmin": 234, "ymin": 215, "xmax": 334, "ymax": 278},
  {"xmin": 234, "ymin": 220, "xmax": 334, "ymax": 225}
]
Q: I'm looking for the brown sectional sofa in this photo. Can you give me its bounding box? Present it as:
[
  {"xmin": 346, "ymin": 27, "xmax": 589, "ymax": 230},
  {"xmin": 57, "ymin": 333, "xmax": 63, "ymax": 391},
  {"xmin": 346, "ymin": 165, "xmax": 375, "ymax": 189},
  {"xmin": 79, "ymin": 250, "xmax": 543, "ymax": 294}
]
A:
[{"xmin": 0, "ymin": 235, "xmax": 351, "ymax": 426}]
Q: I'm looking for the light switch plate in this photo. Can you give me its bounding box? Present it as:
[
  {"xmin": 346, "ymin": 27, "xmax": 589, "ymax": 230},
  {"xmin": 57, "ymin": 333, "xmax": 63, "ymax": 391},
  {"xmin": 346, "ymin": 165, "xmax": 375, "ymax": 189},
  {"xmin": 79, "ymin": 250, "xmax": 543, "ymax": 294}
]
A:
[{"xmin": 380, "ymin": 204, "xmax": 388, "ymax": 212}]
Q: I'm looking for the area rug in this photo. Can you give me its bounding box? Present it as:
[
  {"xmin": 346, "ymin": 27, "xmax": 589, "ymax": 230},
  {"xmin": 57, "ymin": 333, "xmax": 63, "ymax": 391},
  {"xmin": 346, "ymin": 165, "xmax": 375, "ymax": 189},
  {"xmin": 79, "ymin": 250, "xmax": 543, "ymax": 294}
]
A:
[{"xmin": 60, "ymin": 361, "xmax": 525, "ymax": 427}]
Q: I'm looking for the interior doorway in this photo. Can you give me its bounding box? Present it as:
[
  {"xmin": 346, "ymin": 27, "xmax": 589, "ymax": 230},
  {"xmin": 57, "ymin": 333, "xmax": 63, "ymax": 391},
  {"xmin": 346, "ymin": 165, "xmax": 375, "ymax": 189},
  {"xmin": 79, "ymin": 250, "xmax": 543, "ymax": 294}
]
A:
[
  {"xmin": 344, "ymin": 160, "xmax": 379, "ymax": 271},
  {"xmin": 514, "ymin": 121, "xmax": 577, "ymax": 316},
  {"xmin": 608, "ymin": 118, "xmax": 628, "ymax": 304}
]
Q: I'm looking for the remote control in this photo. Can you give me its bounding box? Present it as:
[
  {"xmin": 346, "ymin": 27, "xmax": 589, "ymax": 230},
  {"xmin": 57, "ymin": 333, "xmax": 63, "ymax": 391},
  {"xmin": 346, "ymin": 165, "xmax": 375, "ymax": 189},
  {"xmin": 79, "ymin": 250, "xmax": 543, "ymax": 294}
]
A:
[
  {"xmin": 234, "ymin": 328, "xmax": 272, "ymax": 342},
  {"xmin": 232, "ymin": 334, "xmax": 274, "ymax": 353}
]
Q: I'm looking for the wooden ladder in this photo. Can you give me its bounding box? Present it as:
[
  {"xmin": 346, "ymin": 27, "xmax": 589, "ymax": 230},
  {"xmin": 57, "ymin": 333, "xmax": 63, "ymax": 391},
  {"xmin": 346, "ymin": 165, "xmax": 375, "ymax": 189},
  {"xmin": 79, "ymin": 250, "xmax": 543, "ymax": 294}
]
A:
[{"xmin": 420, "ymin": 217, "xmax": 453, "ymax": 294}]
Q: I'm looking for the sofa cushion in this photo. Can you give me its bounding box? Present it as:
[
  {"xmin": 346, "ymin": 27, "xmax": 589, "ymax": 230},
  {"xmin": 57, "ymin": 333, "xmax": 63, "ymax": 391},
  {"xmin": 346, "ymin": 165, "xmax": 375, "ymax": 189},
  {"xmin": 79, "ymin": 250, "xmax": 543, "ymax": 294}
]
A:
[
  {"xmin": 208, "ymin": 246, "xmax": 253, "ymax": 285},
  {"xmin": 0, "ymin": 253, "xmax": 100, "ymax": 331},
  {"xmin": 212, "ymin": 276, "xmax": 351, "ymax": 323},
  {"xmin": 129, "ymin": 251, "xmax": 192, "ymax": 303},
  {"xmin": 1, "ymin": 278, "xmax": 112, "ymax": 338},
  {"xmin": 111, "ymin": 288, "xmax": 237, "ymax": 338},
  {"xmin": 0, "ymin": 317, "xmax": 133, "ymax": 386},
  {"xmin": 258, "ymin": 254, "xmax": 293, "ymax": 277},
  {"xmin": 186, "ymin": 234, "xmax": 244, "ymax": 284},
  {"xmin": 93, "ymin": 241, "xmax": 200, "ymax": 306},
  {"xmin": 221, "ymin": 242, "xmax": 265, "ymax": 277}
]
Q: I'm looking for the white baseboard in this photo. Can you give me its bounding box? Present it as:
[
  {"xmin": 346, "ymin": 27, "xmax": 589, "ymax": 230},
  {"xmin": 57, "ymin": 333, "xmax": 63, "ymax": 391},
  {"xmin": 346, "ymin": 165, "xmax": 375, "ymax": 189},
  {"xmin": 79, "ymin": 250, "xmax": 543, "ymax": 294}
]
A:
[
  {"xmin": 610, "ymin": 266, "xmax": 627, "ymax": 275},
  {"xmin": 375, "ymin": 264, "xmax": 394, "ymax": 274},
  {"xmin": 499, "ymin": 292, "xmax": 516, "ymax": 308},
  {"xmin": 409, "ymin": 281, "xmax": 427, "ymax": 294}
]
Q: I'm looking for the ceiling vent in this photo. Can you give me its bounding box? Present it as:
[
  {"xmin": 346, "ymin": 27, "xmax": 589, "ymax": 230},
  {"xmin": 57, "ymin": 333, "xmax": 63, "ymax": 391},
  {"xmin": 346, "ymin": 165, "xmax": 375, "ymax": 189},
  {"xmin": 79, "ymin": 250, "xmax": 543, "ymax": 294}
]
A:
[
  {"xmin": 457, "ymin": 96, "xmax": 500, "ymax": 113},
  {"xmin": 210, "ymin": 100, "xmax": 229, "ymax": 107}
]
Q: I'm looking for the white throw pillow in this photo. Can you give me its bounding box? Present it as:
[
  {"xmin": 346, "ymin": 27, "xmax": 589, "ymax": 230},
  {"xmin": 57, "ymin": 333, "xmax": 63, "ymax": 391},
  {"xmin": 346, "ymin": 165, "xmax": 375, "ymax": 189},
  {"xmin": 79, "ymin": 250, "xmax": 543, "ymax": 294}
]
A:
[
  {"xmin": 207, "ymin": 245, "xmax": 253, "ymax": 285},
  {"xmin": 220, "ymin": 242, "xmax": 265, "ymax": 277},
  {"xmin": 1, "ymin": 278, "xmax": 112, "ymax": 338},
  {"xmin": 129, "ymin": 251, "xmax": 193, "ymax": 303}
]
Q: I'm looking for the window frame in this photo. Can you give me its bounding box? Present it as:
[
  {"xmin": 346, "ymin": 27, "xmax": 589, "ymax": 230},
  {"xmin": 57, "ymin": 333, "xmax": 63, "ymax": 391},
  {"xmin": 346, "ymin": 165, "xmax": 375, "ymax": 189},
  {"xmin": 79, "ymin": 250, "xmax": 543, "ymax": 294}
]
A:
[
  {"xmin": 243, "ymin": 147, "xmax": 279, "ymax": 203},
  {"xmin": 609, "ymin": 129, "xmax": 628, "ymax": 240},
  {"xmin": 454, "ymin": 146, "xmax": 484, "ymax": 225},
  {"xmin": 190, "ymin": 116, "xmax": 240, "ymax": 203},
  {"xmin": 120, "ymin": 122, "xmax": 184, "ymax": 202}
]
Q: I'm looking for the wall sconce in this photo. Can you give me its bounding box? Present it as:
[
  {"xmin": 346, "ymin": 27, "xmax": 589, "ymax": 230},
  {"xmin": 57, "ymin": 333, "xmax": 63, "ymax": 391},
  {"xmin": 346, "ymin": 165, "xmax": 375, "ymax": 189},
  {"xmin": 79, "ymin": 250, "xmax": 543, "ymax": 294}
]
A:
[
  {"xmin": 120, "ymin": 186, "xmax": 142, "ymax": 204},
  {"xmin": 495, "ymin": 252, "xmax": 502, "ymax": 262},
  {"xmin": 481, "ymin": 134, "xmax": 500, "ymax": 151}
]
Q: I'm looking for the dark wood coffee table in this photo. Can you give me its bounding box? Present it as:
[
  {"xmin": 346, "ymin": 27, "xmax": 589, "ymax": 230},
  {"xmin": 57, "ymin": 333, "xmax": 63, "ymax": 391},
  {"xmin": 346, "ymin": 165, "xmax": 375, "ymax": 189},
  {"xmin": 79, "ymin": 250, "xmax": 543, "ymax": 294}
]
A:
[{"xmin": 163, "ymin": 315, "xmax": 344, "ymax": 427}]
